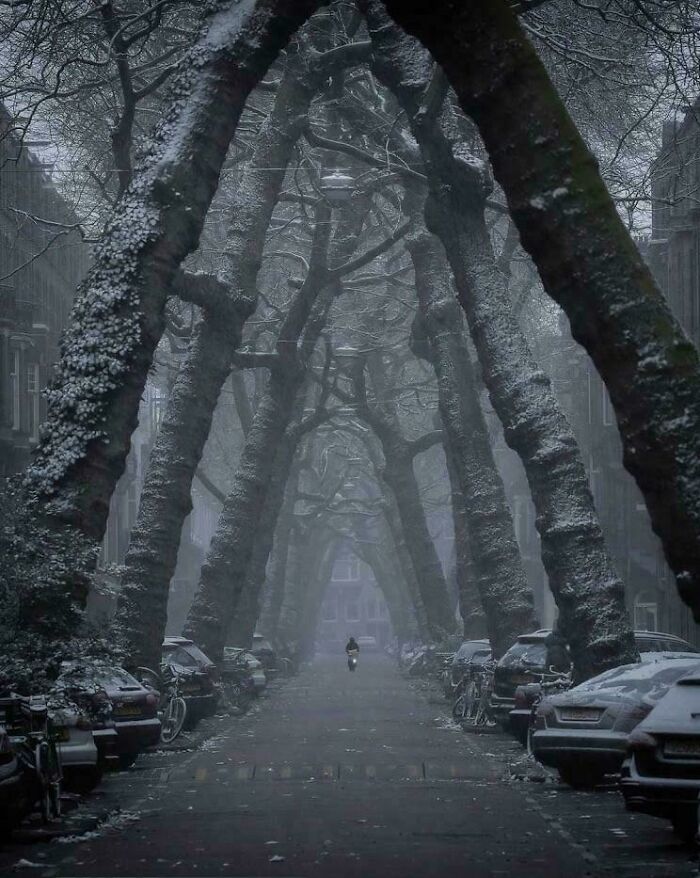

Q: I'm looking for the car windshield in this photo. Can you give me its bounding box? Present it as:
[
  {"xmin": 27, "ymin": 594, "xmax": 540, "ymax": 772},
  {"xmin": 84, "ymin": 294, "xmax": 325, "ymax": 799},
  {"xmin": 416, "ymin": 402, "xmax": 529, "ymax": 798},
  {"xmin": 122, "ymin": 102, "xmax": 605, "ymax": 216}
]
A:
[
  {"xmin": 499, "ymin": 641, "xmax": 546, "ymax": 668},
  {"xmin": 573, "ymin": 660, "xmax": 700, "ymax": 700},
  {"xmin": 163, "ymin": 646, "xmax": 200, "ymax": 669},
  {"xmin": 455, "ymin": 642, "xmax": 489, "ymax": 661}
]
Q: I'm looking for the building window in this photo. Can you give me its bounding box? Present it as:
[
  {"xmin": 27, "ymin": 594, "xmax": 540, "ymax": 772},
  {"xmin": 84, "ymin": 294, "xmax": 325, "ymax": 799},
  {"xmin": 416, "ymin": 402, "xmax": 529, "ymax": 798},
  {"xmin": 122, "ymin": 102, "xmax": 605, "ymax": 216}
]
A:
[
  {"xmin": 346, "ymin": 602, "xmax": 360, "ymax": 622},
  {"xmin": 27, "ymin": 363, "xmax": 40, "ymax": 441},
  {"xmin": 10, "ymin": 350, "xmax": 20, "ymax": 431}
]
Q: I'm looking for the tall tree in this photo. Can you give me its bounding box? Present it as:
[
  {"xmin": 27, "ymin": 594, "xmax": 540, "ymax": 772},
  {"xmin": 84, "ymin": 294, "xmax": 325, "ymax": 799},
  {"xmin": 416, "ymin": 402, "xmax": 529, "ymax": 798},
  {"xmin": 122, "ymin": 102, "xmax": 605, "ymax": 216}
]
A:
[
  {"xmin": 408, "ymin": 226, "xmax": 536, "ymax": 657},
  {"xmin": 381, "ymin": 0, "xmax": 700, "ymax": 623},
  {"xmin": 364, "ymin": 3, "xmax": 638, "ymax": 678}
]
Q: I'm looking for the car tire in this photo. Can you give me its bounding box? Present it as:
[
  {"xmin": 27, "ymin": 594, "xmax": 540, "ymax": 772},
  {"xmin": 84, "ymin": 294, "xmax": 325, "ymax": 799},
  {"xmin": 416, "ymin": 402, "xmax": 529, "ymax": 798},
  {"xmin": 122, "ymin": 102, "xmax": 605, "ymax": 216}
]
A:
[
  {"xmin": 671, "ymin": 808, "xmax": 699, "ymax": 843},
  {"xmin": 557, "ymin": 765, "xmax": 603, "ymax": 789}
]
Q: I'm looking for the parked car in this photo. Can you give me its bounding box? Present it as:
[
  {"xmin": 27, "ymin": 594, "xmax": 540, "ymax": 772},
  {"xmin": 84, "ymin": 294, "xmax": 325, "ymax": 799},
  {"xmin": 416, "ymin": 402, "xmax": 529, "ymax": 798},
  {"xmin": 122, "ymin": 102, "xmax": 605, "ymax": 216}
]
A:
[
  {"xmin": 491, "ymin": 629, "xmax": 699, "ymax": 729},
  {"xmin": 251, "ymin": 634, "xmax": 278, "ymax": 671},
  {"xmin": 620, "ymin": 665, "xmax": 700, "ymax": 840},
  {"xmin": 532, "ymin": 656, "xmax": 700, "ymax": 788},
  {"xmin": 451, "ymin": 640, "xmax": 492, "ymax": 686},
  {"xmin": 636, "ymin": 631, "xmax": 699, "ymax": 656},
  {"xmin": 161, "ymin": 637, "xmax": 220, "ymax": 723},
  {"xmin": 223, "ymin": 648, "xmax": 267, "ymax": 694},
  {"xmin": 55, "ymin": 663, "xmax": 160, "ymax": 769}
]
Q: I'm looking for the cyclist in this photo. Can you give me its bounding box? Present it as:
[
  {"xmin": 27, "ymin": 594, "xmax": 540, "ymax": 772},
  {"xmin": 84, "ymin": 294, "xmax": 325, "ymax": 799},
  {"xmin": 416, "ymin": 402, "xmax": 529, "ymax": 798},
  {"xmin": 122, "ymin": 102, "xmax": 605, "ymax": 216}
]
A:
[{"xmin": 345, "ymin": 636, "xmax": 360, "ymax": 671}]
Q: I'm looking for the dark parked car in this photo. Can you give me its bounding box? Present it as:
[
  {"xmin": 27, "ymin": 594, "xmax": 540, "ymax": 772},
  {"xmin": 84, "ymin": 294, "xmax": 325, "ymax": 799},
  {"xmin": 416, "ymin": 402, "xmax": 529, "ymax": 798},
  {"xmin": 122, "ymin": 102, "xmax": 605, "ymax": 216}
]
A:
[
  {"xmin": 450, "ymin": 640, "xmax": 492, "ymax": 685},
  {"xmin": 621, "ymin": 666, "xmax": 700, "ymax": 840},
  {"xmin": 532, "ymin": 656, "xmax": 700, "ymax": 788},
  {"xmin": 162, "ymin": 637, "xmax": 220, "ymax": 723},
  {"xmin": 55, "ymin": 663, "xmax": 160, "ymax": 768},
  {"xmin": 491, "ymin": 629, "xmax": 699, "ymax": 729}
]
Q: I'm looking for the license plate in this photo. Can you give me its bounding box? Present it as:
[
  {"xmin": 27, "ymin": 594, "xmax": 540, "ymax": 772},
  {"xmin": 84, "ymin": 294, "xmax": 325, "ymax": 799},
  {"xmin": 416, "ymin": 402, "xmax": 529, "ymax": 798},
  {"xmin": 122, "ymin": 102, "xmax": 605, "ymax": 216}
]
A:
[
  {"xmin": 113, "ymin": 705, "xmax": 141, "ymax": 717},
  {"xmin": 664, "ymin": 738, "xmax": 700, "ymax": 757},
  {"xmin": 559, "ymin": 708, "xmax": 602, "ymax": 722}
]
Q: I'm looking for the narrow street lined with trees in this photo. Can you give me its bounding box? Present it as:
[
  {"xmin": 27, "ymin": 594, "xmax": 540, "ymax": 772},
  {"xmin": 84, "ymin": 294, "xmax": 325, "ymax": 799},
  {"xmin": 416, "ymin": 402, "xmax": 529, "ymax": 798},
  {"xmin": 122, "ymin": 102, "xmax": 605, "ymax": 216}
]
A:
[{"xmin": 2, "ymin": 0, "xmax": 700, "ymax": 873}]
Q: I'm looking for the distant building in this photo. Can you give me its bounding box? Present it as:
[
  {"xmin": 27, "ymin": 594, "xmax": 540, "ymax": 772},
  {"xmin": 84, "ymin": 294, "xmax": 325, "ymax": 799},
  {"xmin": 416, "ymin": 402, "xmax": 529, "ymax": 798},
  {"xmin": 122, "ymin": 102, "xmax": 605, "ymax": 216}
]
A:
[
  {"xmin": 317, "ymin": 546, "xmax": 393, "ymax": 650},
  {"xmin": 0, "ymin": 106, "xmax": 89, "ymax": 475}
]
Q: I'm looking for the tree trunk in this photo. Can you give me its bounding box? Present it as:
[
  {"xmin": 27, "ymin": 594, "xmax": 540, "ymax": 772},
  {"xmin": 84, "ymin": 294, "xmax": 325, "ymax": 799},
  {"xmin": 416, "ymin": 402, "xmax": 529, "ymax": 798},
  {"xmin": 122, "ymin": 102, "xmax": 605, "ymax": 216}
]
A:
[
  {"xmin": 227, "ymin": 423, "xmax": 306, "ymax": 648},
  {"xmin": 26, "ymin": 0, "xmax": 322, "ymax": 543},
  {"xmin": 116, "ymin": 62, "xmax": 318, "ymax": 670},
  {"xmin": 258, "ymin": 464, "xmax": 300, "ymax": 640},
  {"xmin": 408, "ymin": 227, "xmax": 536, "ymax": 657},
  {"xmin": 183, "ymin": 201, "xmax": 347, "ymax": 661},
  {"xmin": 364, "ymin": 3, "xmax": 638, "ymax": 678},
  {"xmin": 356, "ymin": 352, "xmax": 456, "ymax": 639},
  {"xmin": 447, "ymin": 455, "xmax": 488, "ymax": 641},
  {"xmin": 381, "ymin": 0, "xmax": 700, "ymax": 624}
]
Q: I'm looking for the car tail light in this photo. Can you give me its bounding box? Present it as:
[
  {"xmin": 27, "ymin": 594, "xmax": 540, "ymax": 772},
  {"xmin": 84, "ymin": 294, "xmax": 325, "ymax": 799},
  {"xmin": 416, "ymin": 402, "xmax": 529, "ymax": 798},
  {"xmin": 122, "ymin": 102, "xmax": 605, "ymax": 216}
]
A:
[
  {"xmin": 145, "ymin": 692, "xmax": 159, "ymax": 707},
  {"xmin": 628, "ymin": 728, "xmax": 658, "ymax": 750}
]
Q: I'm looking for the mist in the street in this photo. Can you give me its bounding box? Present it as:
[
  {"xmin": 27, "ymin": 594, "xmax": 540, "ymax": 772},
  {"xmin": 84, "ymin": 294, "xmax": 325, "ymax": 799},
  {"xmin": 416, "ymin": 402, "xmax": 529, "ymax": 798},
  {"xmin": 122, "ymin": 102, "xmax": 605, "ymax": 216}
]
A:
[{"xmin": 3, "ymin": 1, "xmax": 700, "ymax": 876}]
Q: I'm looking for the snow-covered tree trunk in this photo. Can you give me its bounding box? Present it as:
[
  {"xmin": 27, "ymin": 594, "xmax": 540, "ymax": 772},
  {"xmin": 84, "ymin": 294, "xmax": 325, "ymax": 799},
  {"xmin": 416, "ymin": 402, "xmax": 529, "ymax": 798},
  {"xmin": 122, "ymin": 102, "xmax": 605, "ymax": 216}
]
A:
[
  {"xmin": 258, "ymin": 465, "xmax": 300, "ymax": 640},
  {"xmin": 116, "ymin": 62, "xmax": 318, "ymax": 670},
  {"xmin": 408, "ymin": 227, "xmax": 536, "ymax": 656},
  {"xmin": 364, "ymin": 3, "xmax": 638, "ymax": 678},
  {"xmin": 382, "ymin": 493, "xmax": 431, "ymax": 642},
  {"xmin": 354, "ymin": 353, "xmax": 457, "ymax": 639},
  {"xmin": 26, "ymin": 0, "xmax": 323, "ymax": 543},
  {"xmin": 444, "ymin": 446, "xmax": 487, "ymax": 641}
]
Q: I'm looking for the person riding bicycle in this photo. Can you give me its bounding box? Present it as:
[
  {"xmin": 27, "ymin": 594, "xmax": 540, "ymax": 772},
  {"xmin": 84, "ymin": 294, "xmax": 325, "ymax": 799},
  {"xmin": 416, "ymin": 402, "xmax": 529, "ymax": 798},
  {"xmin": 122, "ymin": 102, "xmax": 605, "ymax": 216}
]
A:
[{"xmin": 345, "ymin": 636, "xmax": 360, "ymax": 670}]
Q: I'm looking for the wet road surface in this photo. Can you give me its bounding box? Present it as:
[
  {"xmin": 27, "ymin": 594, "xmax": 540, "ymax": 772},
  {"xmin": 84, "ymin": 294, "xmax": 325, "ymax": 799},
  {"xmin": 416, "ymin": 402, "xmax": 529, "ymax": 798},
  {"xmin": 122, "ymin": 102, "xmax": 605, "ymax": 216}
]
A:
[{"xmin": 2, "ymin": 654, "xmax": 698, "ymax": 877}]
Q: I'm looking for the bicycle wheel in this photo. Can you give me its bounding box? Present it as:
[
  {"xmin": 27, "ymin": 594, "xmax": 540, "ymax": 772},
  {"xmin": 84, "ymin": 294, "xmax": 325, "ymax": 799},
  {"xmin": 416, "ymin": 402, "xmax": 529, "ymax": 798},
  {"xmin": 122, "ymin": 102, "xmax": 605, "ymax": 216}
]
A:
[
  {"xmin": 464, "ymin": 681, "xmax": 479, "ymax": 721},
  {"xmin": 160, "ymin": 696, "xmax": 187, "ymax": 744}
]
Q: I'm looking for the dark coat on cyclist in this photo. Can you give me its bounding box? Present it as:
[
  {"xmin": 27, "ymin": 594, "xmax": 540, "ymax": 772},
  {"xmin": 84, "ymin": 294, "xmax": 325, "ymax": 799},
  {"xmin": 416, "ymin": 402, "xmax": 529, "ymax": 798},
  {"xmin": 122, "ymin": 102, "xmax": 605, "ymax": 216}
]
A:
[{"xmin": 345, "ymin": 637, "xmax": 359, "ymax": 654}]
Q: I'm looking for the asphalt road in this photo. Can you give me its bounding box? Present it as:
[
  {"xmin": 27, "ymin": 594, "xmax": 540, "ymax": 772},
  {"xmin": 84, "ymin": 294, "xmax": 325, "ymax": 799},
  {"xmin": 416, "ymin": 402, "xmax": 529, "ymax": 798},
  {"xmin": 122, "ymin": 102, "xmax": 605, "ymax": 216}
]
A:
[{"xmin": 2, "ymin": 654, "xmax": 699, "ymax": 877}]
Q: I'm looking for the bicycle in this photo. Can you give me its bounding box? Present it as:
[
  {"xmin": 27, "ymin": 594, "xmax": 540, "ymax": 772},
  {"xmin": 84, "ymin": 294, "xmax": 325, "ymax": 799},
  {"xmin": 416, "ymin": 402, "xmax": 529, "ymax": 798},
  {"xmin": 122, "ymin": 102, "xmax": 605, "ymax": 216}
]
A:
[
  {"xmin": 7, "ymin": 695, "xmax": 62, "ymax": 823},
  {"xmin": 453, "ymin": 662, "xmax": 496, "ymax": 727},
  {"xmin": 136, "ymin": 667, "xmax": 187, "ymax": 744}
]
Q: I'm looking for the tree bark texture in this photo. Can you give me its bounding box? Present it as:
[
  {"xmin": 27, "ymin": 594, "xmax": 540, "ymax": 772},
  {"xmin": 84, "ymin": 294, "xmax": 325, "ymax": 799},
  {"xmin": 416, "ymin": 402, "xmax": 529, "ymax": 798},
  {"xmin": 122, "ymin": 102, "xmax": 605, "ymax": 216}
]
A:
[
  {"xmin": 26, "ymin": 0, "xmax": 323, "ymax": 543},
  {"xmin": 116, "ymin": 59, "xmax": 321, "ymax": 670},
  {"xmin": 258, "ymin": 463, "xmax": 300, "ymax": 640},
  {"xmin": 381, "ymin": 0, "xmax": 700, "ymax": 624},
  {"xmin": 364, "ymin": 4, "xmax": 638, "ymax": 678},
  {"xmin": 408, "ymin": 228, "xmax": 536, "ymax": 657},
  {"xmin": 445, "ymin": 446, "xmax": 488, "ymax": 641}
]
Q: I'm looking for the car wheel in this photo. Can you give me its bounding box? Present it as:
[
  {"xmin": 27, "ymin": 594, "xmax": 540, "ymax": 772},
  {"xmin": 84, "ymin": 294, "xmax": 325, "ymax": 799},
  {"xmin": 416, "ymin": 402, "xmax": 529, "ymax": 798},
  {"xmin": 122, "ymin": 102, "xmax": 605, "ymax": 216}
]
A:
[
  {"xmin": 671, "ymin": 808, "xmax": 699, "ymax": 843},
  {"xmin": 557, "ymin": 765, "xmax": 603, "ymax": 789},
  {"xmin": 63, "ymin": 766, "xmax": 104, "ymax": 794}
]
